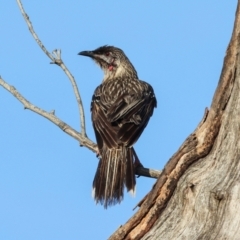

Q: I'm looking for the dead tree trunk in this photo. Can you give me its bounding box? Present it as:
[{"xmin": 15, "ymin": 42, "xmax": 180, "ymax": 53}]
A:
[{"xmin": 110, "ymin": 1, "xmax": 240, "ymax": 240}]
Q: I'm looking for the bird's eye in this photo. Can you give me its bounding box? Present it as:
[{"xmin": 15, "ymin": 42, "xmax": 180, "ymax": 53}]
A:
[{"xmin": 105, "ymin": 52, "xmax": 110, "ymax": 56}]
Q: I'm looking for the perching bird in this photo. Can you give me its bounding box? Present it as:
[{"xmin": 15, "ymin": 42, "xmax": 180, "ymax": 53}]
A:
[{"xmin": 78, "ymin": 46, "xmax": 157, "ymax": 208}]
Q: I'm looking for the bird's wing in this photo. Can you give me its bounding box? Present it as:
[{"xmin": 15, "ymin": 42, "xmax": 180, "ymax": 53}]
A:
[
  {"xmin": 91, "ymin": 100, "xmax": 119, "ymax": 150},
  {"xmin": 117, "ymin": 93, "xmax": 156, "ymax": 146},
  {"xmin": 107, "ymin": 95, "xmax": 145, "ymax": 122},
  {"xmin": 107, "ymin": 81, "xmax": 157, "ymax": 147}
]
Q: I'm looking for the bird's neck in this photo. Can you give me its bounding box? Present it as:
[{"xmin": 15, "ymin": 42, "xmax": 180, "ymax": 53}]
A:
[{"xmin": 103, "ymin": 64, "xmax": 138, "ymax": 82}]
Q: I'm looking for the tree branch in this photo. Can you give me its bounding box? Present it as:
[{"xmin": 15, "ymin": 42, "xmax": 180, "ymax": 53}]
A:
[
  {"xmin": 16, "ymin": 0, "xmax": 86, "ymax": 137},
  {"xmin": 0, "ymin": 76, "xmax": 97, "ymax": 153}
]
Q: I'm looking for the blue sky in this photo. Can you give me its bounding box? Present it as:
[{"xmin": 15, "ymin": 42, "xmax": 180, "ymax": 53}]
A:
[{"xmin": 0, "ymin": 1, "xmax": 237, "ymax": 239}]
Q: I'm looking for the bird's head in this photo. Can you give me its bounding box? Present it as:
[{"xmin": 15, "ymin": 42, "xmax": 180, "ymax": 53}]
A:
[{"xmin": 78, "ymin": 45, "xmax": 138, "ymax": 81}]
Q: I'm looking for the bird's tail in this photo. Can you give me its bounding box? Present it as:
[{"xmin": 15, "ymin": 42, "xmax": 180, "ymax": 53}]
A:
[{"xmin": 92, "ymin": 145, "xmax": 136, "ymax": 208}]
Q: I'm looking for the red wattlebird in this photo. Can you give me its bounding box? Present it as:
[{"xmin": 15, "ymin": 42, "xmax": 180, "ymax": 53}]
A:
[{"xmin": 78, "ymin": 46, "xmax": 157, "ymax": 208}]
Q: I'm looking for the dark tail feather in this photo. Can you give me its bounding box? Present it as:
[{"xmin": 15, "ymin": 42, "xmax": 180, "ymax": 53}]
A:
[{"xmin": 92, "ymin": 145, "xmax": 136, "ymax": 208}]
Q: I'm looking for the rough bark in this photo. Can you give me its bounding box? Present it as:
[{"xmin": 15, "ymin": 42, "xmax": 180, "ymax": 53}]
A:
[{"xmin": 110, "ymin": 1, "xmax": 240, "ymax": 240}]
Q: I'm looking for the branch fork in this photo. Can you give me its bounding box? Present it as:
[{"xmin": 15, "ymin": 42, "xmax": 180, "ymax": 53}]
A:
[{"xmin": 50, "ymin": 49, "xmax": 62, "ymax": 65}]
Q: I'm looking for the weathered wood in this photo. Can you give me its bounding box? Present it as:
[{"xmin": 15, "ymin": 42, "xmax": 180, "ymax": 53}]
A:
[{"xmin": 110, "ymin": 1, "xmax": 240, "ymax": 239}]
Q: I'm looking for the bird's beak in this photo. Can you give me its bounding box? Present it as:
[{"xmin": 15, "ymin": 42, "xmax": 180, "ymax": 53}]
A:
[{"xmin": 78, "ymin": 51, "xmax": 94, "ymax": 58}]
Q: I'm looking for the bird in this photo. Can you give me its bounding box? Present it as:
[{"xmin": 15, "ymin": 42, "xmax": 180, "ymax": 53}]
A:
[{"xmin": 78, "ymin": 45, "xmax": 157, "ymax": 208}]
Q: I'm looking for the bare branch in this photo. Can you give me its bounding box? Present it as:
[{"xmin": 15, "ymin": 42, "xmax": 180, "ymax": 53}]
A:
[
  {"xmin": 0, "ymin": 76, "xmax": 96, "ymax": 153},
  {"xmin": 16, "ymin": 0, "xmax": 86, "ymax": 136},
  {"xmin": 135, "ymin": 168, "xmax": 161, "ymax": 179}
]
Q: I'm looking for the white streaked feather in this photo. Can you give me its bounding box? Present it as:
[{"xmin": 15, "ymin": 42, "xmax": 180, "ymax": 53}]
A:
[
  {"xmin": 129, "ymin": 186, "xmax": 136, "ymax": 197},
  {"xmin": 110, "ymin": 150, "xmax": 118, "ymax": 198},
  {"xmin": 104, "ymin": 152, "xmax": 111, "ymax": 203}
]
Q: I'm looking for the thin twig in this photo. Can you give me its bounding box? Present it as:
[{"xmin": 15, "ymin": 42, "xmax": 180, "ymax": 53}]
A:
[{"xmin": 16, "ymin": 0, "xmax": 86, "ymax": 137}]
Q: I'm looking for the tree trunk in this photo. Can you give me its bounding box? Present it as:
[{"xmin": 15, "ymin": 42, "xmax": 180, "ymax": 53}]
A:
[{"xmin": 110, "ymin": 1, "xmax": 240, "ymax": 240}]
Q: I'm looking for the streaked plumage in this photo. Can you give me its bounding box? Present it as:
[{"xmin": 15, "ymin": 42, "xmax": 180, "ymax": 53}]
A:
[{"xmin": 78, "ymin": 46, "xmax": 156, "ymax": 208}]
